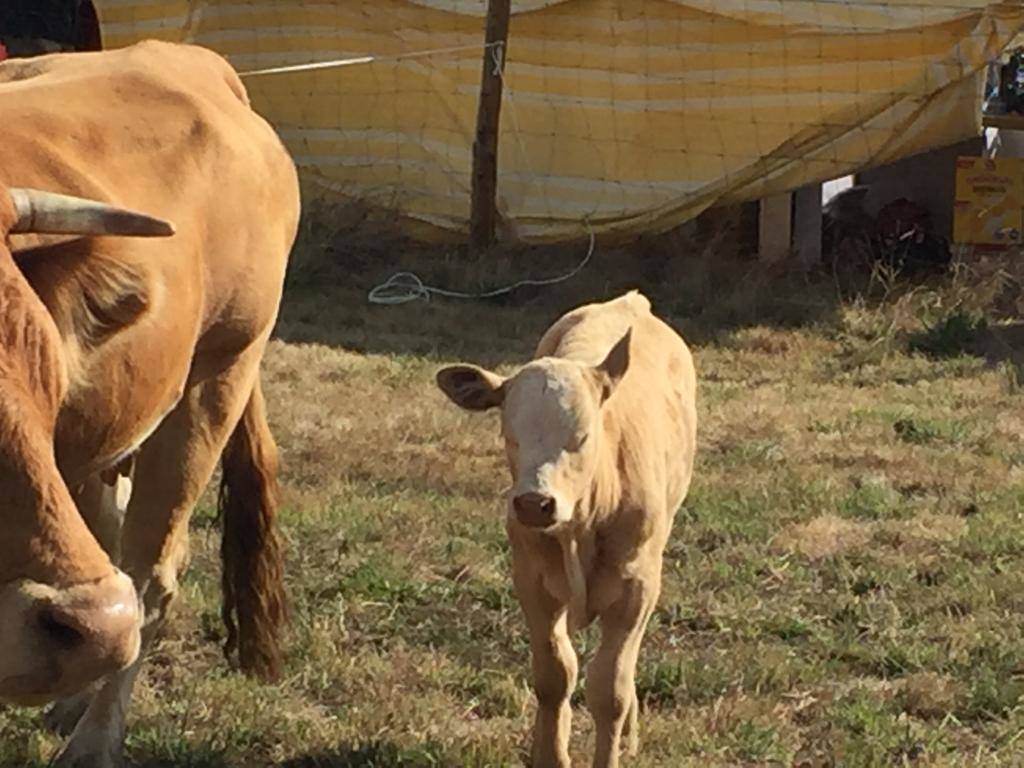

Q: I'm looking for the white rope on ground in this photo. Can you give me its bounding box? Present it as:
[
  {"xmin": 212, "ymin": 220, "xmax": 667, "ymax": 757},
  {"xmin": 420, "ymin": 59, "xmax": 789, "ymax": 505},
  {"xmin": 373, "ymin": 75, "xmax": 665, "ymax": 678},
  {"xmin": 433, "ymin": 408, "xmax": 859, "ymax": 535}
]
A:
[
  {"xmin": 367, "ymin": 228, "xmax": 596, "ymax": 305},
  {"xmin": 238, "ymin": 41, "xmax": 501, "ymax": 78}
]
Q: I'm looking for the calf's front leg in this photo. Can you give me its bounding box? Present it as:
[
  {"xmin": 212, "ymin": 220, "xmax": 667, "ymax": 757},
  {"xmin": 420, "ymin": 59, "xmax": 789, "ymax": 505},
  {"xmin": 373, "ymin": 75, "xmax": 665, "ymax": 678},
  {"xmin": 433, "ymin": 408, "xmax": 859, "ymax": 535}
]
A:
[
  {"xmin": 586, "ymin": 573, "xmax": 658, "ymax": 768},
  {"xmin": 514, "ymin": 555, "xmax": 577, "ymax": 768}
]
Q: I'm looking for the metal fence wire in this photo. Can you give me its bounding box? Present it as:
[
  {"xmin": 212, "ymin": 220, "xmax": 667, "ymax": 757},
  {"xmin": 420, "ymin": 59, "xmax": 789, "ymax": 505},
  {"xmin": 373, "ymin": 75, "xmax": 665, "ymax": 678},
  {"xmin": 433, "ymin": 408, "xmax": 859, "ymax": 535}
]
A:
[{"xmin": 3, "ymin": 1, "xmax": 1024, "ymax": 246}]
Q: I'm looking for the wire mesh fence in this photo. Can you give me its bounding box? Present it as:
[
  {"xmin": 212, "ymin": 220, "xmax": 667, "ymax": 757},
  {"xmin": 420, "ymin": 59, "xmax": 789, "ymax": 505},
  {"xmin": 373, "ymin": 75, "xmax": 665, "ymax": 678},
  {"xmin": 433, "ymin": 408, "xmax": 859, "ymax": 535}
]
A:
[{"xmin": 3, "ymin": 1, "xmax": 1024, "ymax": 244}]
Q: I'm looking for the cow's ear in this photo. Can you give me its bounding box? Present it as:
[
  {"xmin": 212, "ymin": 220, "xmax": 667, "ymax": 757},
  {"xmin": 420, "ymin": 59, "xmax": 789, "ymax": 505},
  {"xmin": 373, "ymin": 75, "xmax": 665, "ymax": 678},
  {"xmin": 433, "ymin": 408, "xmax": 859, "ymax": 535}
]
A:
[
  {"xmin": 436, "ymin": 365, "xmax": 506, "ymax": 411},
  {"xmin": 594, "ymin": 328, "xmax": 632, "ymax": 403}
]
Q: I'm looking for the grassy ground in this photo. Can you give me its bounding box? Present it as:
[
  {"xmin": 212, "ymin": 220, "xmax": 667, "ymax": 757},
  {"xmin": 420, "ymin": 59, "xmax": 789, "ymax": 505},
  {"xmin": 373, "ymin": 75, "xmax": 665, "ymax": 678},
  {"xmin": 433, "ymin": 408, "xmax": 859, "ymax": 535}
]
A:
[{"xmin": 4, "ymin": 211, "xmax": 1024, "ymax": 766}]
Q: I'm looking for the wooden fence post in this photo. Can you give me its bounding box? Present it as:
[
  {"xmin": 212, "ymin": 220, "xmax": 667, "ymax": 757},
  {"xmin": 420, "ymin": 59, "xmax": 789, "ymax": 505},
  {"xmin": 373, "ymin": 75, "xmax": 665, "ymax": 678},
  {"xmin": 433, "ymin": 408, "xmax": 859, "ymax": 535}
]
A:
[
  {"xmin": 758, "ymin": 192, "xmax": 793, "ymax": 263},
  {"xmin": 469, "ymin": 0, "xmax": 511, "ymax": 254}
]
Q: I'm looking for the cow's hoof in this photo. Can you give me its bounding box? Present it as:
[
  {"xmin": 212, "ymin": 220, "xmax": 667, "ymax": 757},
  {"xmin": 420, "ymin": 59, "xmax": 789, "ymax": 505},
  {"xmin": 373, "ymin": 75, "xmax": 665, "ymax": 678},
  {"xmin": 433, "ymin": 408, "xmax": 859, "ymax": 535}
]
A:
[
  {"xmin": 43, "ymin": 697, "xmax": 90, "ymax": 737},
  {"xmin": 51, "ymin": 741, "xmax": 122, "ymax": 768}
]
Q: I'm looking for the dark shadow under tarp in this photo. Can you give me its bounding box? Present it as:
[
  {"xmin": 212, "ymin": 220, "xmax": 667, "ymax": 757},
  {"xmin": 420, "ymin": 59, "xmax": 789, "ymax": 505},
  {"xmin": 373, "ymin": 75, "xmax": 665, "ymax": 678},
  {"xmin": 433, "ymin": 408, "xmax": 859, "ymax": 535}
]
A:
[{"xmin": 0, "ymin": 0, "xmax": 100, "ymax": 55}]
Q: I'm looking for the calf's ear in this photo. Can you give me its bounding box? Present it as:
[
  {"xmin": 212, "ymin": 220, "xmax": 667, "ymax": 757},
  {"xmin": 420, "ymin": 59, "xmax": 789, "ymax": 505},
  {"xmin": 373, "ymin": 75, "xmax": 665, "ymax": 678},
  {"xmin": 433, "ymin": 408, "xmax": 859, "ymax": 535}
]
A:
[
  {"xmin": 436, "ymin": 365, "xmax": 506, "ymax": 411},
  {"xmin": 594, "ymin": 328, "xmax": 632, "ymax": 403}
]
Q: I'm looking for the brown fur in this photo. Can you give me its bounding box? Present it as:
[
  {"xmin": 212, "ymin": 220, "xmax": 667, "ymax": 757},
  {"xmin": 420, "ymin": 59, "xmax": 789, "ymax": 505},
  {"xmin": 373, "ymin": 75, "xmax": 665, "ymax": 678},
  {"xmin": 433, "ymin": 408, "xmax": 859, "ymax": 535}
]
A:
[
  {"xmin": 219, "ymin": 381, "xmax": 287, "ymax": 681},
  {"xmin": 17, "ymin": 247, "xmax": 150, "ymax": 359},
  {"xmin": 0, "ymin": 248, "xmax": 99, "ymax": 587},
  {"xmin": 0, "ymin": 40, "xmax": 300, "ymax": 762}
]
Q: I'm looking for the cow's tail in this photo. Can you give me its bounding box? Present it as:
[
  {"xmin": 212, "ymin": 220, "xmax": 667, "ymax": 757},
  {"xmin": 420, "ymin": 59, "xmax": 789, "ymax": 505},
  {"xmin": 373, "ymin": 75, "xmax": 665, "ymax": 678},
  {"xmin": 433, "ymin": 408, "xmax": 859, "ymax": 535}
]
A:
[{"xmin": 219, "ymin": 379, "xmax": 287, "ymax": 681}]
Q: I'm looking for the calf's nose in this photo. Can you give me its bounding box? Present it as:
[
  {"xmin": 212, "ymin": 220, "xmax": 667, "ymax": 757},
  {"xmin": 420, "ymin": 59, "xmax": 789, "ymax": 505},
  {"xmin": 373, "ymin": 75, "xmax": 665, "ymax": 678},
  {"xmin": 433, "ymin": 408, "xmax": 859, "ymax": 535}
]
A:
[{"xmin": 513, "ymin": 492, "xmax": 558, "ymax": 528}]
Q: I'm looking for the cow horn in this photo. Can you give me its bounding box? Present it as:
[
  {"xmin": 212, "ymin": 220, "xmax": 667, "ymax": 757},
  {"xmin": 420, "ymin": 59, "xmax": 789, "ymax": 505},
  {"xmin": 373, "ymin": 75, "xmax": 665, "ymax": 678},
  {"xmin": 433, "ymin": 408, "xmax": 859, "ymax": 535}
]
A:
[{"xmin": 8, "ymin": 188, "xmax": 175, "ymax": 237}]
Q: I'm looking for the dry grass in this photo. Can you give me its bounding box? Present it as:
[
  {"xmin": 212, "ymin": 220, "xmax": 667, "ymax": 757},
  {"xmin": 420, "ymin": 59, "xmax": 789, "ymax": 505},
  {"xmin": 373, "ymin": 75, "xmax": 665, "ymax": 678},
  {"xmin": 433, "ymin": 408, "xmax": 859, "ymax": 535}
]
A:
[
  {"xmin": 774, "ymin": 514, "xmax": 872, "ymax": 561},
  {"xmin": 3, "ymin": 213, "xmax": 1024, "ymax": 766}
]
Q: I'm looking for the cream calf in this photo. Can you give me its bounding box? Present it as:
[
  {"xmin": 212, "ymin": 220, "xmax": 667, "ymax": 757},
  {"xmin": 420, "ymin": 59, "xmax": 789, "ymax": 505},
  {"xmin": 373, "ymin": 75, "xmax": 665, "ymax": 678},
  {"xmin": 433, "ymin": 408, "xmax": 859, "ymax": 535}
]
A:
[{"xmin": 437, "ymin": 291, "xmax": 697, "ymax": 768}]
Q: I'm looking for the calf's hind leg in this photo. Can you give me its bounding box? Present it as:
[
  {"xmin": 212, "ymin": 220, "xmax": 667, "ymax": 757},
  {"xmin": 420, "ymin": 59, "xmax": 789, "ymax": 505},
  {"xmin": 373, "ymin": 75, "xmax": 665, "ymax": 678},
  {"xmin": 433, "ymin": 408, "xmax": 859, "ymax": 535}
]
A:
[{"xmin": 53, "ymin": 348, "xmax": 283, "ymax": 768}]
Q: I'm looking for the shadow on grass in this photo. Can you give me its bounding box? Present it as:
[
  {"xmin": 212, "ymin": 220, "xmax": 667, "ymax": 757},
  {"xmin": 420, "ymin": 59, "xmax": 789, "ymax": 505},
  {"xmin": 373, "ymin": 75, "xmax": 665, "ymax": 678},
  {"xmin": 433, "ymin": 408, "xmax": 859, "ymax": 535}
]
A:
[
  {"xmin": 272, "ymin": 203, "xmax": 845, "ymax": 366},
  {"xmin": 905, "ymin": 313, "xmax": 1024, "ymax": 386},
  {"xmin": 971, "ymin": 321, "xmax": 1024, "ymax": 363},
  {"xmin": 123, "ymin": 740, "xmax": 469, "ymax": 768},
  {"xmin": 279, "ymin": 739, "xmax": 483, "ymax": 768}
]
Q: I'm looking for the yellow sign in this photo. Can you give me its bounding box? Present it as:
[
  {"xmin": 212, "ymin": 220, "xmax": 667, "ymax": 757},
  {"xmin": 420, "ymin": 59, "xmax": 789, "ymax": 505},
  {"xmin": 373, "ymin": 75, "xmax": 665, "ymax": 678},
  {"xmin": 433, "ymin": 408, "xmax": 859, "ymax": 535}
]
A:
[{"xmin": 954, "ymin": 157, "xmax": 1024, "ymax": 245}]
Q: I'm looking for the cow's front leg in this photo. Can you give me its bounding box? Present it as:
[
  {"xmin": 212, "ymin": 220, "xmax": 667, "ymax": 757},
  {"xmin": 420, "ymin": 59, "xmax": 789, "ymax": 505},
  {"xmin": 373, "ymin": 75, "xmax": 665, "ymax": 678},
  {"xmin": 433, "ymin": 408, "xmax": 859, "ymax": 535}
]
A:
[
  {"xmin": 44, "ymin": 468, "xmax": 135, "ymax": 739},
  {"xmin": 50, "ymin": 660, "xmax": 142, "ymax": 768},
  {"xmin": 586, "ymin": 570, "xmax": 659, "ymax": 768},
  {"xmin": 54, "ymin": 355, "xmax": 259, "ymax": 767},
  {"xmin": 51, "ymin": 542, "xmax": 185, "ymax": 768},
  {"xmin": 619, "ymin": 686, "xmax": 640, "ymax": 757},
  {"xmin": 513, "ymin": 541, "xmax": 577, "ymax": 768},
  {"xmin": 43, "ymin": 684, "xmax": 99, "ymax": 737}
]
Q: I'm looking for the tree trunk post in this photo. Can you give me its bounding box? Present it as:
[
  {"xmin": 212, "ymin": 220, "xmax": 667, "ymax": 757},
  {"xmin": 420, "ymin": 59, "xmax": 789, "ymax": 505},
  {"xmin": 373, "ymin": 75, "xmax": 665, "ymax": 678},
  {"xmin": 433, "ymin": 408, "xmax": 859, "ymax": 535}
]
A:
[{"xmin": 469, "ymin": 0, "xmax": 511, "ymax": 254}]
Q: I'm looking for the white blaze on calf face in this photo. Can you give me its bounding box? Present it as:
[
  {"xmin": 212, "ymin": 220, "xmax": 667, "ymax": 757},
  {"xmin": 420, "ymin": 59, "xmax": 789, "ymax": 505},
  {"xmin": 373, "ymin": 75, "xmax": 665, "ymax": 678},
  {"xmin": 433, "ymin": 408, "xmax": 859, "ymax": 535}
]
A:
[
  {"xmin": 501, "ymin": 360, "xmax": 600, "ymax": 527},
  {"xmin": 437, "ymin": 329, "xmax": 630, "ymax": 530}
]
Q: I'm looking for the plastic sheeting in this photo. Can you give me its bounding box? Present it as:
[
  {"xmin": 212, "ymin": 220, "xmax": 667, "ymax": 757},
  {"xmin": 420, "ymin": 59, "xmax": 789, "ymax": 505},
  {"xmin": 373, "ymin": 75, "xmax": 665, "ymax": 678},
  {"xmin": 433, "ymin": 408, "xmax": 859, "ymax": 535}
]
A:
[{"xmin": 95, "ymin": 0, "xmax": 1024, "ymax": 241}]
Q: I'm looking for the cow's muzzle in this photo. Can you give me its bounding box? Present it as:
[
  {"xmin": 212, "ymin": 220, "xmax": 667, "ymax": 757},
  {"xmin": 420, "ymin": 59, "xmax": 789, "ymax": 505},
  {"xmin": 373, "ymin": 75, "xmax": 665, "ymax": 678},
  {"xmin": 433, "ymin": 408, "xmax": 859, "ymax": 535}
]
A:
[
  {"xmin": 0, "ymin": 571, "xmax": 141, "ymax": 704},
  {"xmin": 512, "ymin": 492, "xmax": 559, "ymax": 528}
]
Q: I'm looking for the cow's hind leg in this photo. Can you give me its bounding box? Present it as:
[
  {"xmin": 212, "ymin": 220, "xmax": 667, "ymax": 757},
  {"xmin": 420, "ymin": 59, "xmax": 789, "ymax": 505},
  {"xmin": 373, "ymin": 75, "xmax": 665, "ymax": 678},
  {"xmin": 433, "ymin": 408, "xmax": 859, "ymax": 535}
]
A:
[
  {"xmin": 53, "ymin": 347, "xmax": 280, "ymax": 768},
  {"xmin": 586, "ymin": 572, "xmax": 659, "ymax": 768}
]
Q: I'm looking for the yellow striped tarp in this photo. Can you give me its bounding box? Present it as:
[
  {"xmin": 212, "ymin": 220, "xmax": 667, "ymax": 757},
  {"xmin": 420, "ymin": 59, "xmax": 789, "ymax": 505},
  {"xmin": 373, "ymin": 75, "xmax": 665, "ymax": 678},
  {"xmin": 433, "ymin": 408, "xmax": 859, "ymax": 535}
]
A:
[{"xmin": 96, "ymin": 0, "xmax": 1024, "ymax": 241}]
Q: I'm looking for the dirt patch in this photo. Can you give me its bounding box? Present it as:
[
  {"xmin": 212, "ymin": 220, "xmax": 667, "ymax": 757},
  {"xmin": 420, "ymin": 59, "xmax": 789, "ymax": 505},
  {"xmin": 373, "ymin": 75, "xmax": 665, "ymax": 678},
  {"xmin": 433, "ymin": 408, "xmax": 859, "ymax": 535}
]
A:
[
  {"xmin": 773, "ymin": 514, "xmax": 872, "ymax": 560},
  {"xmin": 726, "ymin": 326, "xmax": 798, "ymax": 354},
  {"xmin": 896, "ymin": 672, "xmax": 960, "ymax": 719},
  {"xmin": 882, "ymin": 513, "xmax": 967, "ymax": 545}
]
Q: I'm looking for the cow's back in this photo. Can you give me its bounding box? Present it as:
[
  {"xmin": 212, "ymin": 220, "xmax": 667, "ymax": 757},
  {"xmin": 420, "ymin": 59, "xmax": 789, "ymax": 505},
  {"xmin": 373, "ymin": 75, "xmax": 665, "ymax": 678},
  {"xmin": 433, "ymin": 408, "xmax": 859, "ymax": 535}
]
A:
[
  {"xmin": 537, "ymin": 291, "xmax": 697, "ymax": 515},
  {"xmin": 0, "ymin": 38, "xmax": 250, "ymax": 107},
  {"xmin": 0, "ymin": 41, "xmax": 300, "ymax": 482},
  {"xmin": 0, "ymin": 40, "xmax": 297, "ymax": 331}
]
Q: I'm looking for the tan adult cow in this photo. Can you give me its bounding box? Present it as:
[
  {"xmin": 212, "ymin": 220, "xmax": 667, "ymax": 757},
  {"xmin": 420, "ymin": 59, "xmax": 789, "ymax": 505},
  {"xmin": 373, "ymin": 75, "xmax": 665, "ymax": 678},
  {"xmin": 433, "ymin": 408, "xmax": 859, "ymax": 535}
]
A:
[
  {"xmin": 0, "ymin": 41, "xmax": 298, "ymax": 766},
  {"xmin": 437, "ymin": 291, "xmax": 697, "ymax": 768}
]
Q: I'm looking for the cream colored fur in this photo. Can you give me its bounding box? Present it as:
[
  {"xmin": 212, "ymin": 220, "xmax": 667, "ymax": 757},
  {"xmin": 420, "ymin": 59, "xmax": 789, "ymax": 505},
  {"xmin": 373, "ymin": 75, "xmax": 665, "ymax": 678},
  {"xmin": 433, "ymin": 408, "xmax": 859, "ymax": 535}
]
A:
[{"xmin": 437, "ymin": 290, "xmax": 697, "ymax": 768}]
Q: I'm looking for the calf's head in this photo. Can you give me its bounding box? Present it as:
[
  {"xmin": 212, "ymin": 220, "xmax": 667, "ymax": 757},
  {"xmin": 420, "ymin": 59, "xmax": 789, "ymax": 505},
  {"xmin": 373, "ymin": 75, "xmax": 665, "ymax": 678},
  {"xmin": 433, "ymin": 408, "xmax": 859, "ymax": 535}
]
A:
[
  {"xmin": 437, "ymin": 330, "xmax": 631, "ymax": 530},
  {"xmin": 0, "ymin": 186, "xmax": 172, "ymax": 704}
]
